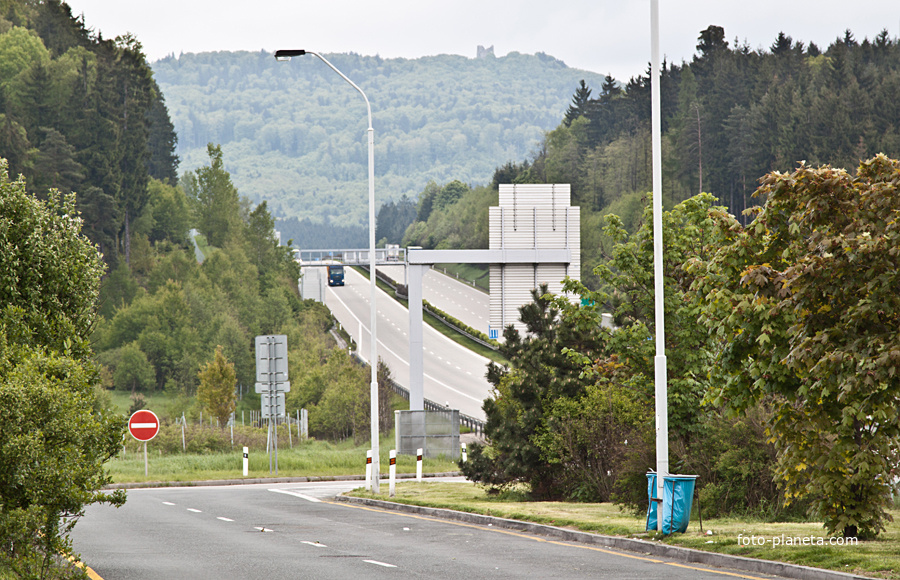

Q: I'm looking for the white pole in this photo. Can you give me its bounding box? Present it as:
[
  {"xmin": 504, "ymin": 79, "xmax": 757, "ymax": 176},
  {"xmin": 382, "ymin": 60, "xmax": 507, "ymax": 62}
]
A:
[
  {"xmin": 650, "ymin": 0, "xmax": 669, "ymax": 532},
  {"xmin": 181, "ymin": 413, "xmax": 185, "ymax": 452},
  {"xmin": 461, "ymin": 442, "xmax": 468, "ymax": 463},
  {"xmin": 243, "ymin": 446, "xmax": 249, "ymax": 477},
  {"xmin": 144, "ymin": 441, "xmax": 148, "ymax": 477},
  {"xmin": 416, "ymin": 448, "xmax": 423, "ymax": 481},
  {"xmin": 274, "ymin": 49, "xmax": 379, "ymax": 492},
  {"xmin": 365, "ymin": 449, "xmax": 373, "ymax": 492},
  {"xmin": 389, "ymin": 449, "xmax": 397, "ymax": 497}
]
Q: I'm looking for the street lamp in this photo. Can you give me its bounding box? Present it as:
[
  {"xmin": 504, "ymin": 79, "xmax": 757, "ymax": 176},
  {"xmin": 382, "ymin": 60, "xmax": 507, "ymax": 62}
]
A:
[{"xmin": 275, "ymin": 49, "xmax": 381, "ymax": 493}]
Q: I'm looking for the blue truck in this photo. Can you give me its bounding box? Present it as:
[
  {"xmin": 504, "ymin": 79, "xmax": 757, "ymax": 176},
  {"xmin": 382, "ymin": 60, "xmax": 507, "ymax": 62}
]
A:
[{"xmin": 327, "ymin": 264, "xmax": 345, "ymax": 286}]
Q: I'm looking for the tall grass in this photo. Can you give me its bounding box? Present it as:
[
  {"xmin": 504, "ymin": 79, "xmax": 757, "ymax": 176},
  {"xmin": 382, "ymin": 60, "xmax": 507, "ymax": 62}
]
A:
[{"xmin": 108, "ymin": 431, "xmax": 459, "ymax": 483}]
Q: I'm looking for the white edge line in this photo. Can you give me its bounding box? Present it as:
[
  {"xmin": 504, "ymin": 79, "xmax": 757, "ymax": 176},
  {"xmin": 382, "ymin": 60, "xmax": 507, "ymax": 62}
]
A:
[
  {"xmin": 269, "ymin": 488, "xmax": 322, "ymax": 502},
  {"xmin": 364, "ymin": 560, "xmax": 398, "ymax": 568}
]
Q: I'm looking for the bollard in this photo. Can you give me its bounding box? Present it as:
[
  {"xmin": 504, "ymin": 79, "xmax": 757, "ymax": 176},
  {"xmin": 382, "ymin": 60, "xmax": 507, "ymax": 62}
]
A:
[
  {"xmin": 389, "ymin": 450, "xmax": 397, "ymax": 497},
  {"xmin": 365, "ymin": 450, "xmax": 373, "ymax": 492},
  {"xmin": 242, "ymin": 446, "xmax": 249, "ymax": 477},
  {"xmin": 416, "ymin": 448, "xmax": 423, "ymax": 482},
  {"xmin": 461, "ymin": 442, "xmax": 468, "ymax": 463}
]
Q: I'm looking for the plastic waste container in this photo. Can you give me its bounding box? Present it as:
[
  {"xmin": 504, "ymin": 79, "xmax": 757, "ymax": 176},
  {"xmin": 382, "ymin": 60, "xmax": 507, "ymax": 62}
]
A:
[{"xmin": 646, "ymin": 472, "xmax": 698, "ymax": 534}]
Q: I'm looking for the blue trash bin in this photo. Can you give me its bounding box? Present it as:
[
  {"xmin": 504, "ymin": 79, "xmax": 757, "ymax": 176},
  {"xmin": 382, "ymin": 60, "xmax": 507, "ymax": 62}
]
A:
[{"xmin": 646, "ymin": 472, "xmax": 697, "ymax": 534}]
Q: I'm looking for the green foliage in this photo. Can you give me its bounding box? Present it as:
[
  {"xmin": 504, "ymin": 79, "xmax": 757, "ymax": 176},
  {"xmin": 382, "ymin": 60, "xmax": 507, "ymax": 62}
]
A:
[
  {"xmin": 184, "ymin": 144, "xmax": 243, "ymax": 247},
  {"xmin": 110, "ymin": 342, "xmax": 155, "ymax": 393},
  {"xmin": 0, "ymin": 7, "xmax": 179, "ymax": 269},
  {"xmin": 402, "ymin": 181, "xmax": 496, "ymax": 250},
  {"xmin": 692, "ymin": 155, "xmax": 900, "ymax": 538},
  {"xmin": 536, "ymin": 376, "xmax": 650, "ymax": 503},
  {"xmin": 375, "ymin": 195, "xmax": 416, "ymax": 245},
  {"xmin": 0, "ymin": 162, "xmax": 104, "ymax": 359},
  {"xmin": 561, "ymin": 194, "xmax": 726, "ymax": 441},
  {"xmin": 196, "ymin": 345, "xmax": 237, "ymax": 427},
  {"xmin": 0, "ymin": 157, "xmax": 125, "ymax": 578},
  {"xmin": 461, "ymin": 285, "xmax": 604, "ymax": 499}
]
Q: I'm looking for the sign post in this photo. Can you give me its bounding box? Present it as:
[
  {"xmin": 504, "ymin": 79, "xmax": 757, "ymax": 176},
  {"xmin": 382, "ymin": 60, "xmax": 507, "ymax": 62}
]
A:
[
  {"xmin": 255, "ymin": 335, "xmax": 289, "ymax": 474},
  {"xmin": 128, "ymin": 409, "xmax": 160, "ymax": 477}
]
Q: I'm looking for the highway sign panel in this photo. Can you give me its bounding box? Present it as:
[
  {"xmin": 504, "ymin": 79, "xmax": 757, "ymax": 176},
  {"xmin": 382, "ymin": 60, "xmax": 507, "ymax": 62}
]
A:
[
  {"xmin": 128, "ymin": 409, "xmax": 160, "ymax": 442},
  {"xmin": 261, "ymin": 392, "xmax": 286, "ymax": 418},
  {"xmin": 255, "ymin": 335, "xmax": 288, "ymax": 383},
  {"xmin": 255, "ymin": 381, "xmax": 290, "ymax": 394}
]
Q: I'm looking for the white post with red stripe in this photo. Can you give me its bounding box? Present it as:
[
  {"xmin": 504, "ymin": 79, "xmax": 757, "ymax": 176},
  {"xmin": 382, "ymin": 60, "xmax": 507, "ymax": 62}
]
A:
[
  {"xmin": 389, "ymin": 449, "xmax": 397, "ymax": 497},
  {"xmin": 416, "ymin": 448, "xmax": 423, "ymax": 482},
  {"xmin": 365, "ymin": 450, "xmax": 373, "ymax": 492}
]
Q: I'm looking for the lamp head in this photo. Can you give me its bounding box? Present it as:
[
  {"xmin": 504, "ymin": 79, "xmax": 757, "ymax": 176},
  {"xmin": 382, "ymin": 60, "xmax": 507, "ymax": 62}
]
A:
[{"xmin": 274, "ymin": 49, "xmax": 307, "ymax": 61}]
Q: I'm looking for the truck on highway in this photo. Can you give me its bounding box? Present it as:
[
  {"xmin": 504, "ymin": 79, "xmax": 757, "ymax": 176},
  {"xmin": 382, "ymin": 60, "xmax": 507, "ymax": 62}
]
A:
[{"xmin": 327, "ymin": 264, "xmax": 345, "ymax": 286}]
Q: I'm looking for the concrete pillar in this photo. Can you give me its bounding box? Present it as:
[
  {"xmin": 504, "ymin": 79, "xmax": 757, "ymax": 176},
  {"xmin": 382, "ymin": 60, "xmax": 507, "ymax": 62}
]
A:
[{"xmin": 408, "ymin": 264, "xmax": 429, "ymax": 411}]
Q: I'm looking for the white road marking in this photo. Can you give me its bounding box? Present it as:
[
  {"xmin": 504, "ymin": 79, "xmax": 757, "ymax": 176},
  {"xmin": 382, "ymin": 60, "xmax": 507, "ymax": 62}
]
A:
[
  {"xmin": 162, "ymin": 502, "xmax": 175, "ymax": 506},
  {"xmin": 187, "ymin": 508, "xmax": 202, "ymax": 513},
  {"xmin": 301, "ymin": 541, "xmax": 327, "ymax": 548},
  {"xmin": 364, "ymin": 560, "xmax": 397, "ymax": 568},
  {"xmin": 254, "ymin": 527, "xmax": 274, "ymax": 532},
  {"xmin": 217, "ymin": 517, "xmax": 234, "ymax": 522},
  {"xmin": 269, "ymin": 489, "xmax": 322, "ymax": 502}
]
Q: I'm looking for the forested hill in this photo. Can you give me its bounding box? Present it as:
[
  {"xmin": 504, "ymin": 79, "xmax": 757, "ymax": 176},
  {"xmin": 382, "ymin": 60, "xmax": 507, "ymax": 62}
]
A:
[
  {"xmin": 151, "ymin": 50, "xmax": 605, "ymax": 229},
  {"xmin": 0, "ymin": 0, "xmax": 178, "ymax": 268}
]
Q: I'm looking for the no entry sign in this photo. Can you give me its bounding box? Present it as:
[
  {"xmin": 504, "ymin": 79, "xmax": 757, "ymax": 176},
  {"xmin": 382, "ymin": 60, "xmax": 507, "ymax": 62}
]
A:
[{"xmin": 128, "ymin": 409, "xmax": 160, "ymax": 442}]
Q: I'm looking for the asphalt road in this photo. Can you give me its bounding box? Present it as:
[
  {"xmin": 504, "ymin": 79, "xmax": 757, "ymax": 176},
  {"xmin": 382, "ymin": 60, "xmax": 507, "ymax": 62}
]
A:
[
  {"xmin": 325, "ymin": 266, "xmax": 492, "ymax": 419},
  {"xmin": 71, "ymin": 482, "xmax": 785, "ymax": 580}
]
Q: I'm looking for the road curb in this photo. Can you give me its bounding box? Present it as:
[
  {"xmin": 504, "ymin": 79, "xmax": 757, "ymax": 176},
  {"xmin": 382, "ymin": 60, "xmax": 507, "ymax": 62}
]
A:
[
  {"xmin": 104, "ymin": 472, "xmax": 462, "ymax": 490},
  {"xmin": 334, "ymin": 496, "xmax": 873, "ymax": 580}
]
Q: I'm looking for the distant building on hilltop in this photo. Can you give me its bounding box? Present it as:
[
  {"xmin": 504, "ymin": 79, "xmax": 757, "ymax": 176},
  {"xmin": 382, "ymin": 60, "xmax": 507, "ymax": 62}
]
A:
[{"xmin": 476, "ymin": 45, "xmax": 495, "ymax": 59}]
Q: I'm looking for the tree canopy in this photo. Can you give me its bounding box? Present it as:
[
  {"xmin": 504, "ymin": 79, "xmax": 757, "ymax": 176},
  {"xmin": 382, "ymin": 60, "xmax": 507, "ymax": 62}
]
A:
[
  {"xmin": 0, "ymin": 0, "xmax": 179, "ymax": 268},
  {"xmin": 0, "ymin": 159, "xmax": 125, "ymax": 576},
  {"xmin": 691, "ymin": 155, "xmax": 900, "ymax": 538}
]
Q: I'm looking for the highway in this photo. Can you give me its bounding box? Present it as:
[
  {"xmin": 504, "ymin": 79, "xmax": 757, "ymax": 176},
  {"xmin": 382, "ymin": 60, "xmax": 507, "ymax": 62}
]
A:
[
  {"xmin": 377, "ymin": 264, "xmax": 490, "ymax": 335},
  {"xmin": 70, "ymin": 482, "xmax": 785, "ymax": 580},
  {"xmin": 322, "ymin": 265, "xmax": 492, "ymax": 419}
]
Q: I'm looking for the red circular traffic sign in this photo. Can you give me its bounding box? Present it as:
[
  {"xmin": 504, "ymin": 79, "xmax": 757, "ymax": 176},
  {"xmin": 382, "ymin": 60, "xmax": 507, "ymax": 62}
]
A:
[{"xmin": 128, "ymin": 409, "xmax": 160, "ymax": 442}]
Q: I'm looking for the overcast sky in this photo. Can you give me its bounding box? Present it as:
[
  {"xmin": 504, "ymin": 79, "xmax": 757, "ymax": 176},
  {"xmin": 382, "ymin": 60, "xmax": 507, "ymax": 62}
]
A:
[{"xmin": 64, "ymin": 1, "xmax": 899, "ymax": 81}]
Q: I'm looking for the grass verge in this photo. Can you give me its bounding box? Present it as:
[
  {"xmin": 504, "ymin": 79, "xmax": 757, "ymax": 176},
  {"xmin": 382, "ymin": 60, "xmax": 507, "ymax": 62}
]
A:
[
  {"xmin": 434, "ymin": 263, "xmax": 489, "ymax": 293},
  {"xmin": 106, "ymin": 435, "xmax": 459, "ymax": 484},
  {"xmin": 348, "ymin": 481, "xmax": 900, "ymax": 579}
]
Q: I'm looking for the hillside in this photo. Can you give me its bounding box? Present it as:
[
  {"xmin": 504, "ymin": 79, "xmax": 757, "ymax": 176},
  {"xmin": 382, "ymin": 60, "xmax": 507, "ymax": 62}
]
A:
[{"xmin": 151, "ymin": 50, "xmax": 605, "ymax": 234}]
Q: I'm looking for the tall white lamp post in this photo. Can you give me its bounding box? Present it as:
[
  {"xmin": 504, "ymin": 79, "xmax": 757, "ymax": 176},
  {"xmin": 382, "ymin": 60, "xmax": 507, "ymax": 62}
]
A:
[
  {"xmin": 274, "ymin": 49, "xmax": 380, "ymax": 493},
  {"xmin": 649, "ymin": 1, "xmax": 669, "ymax": 531}
]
